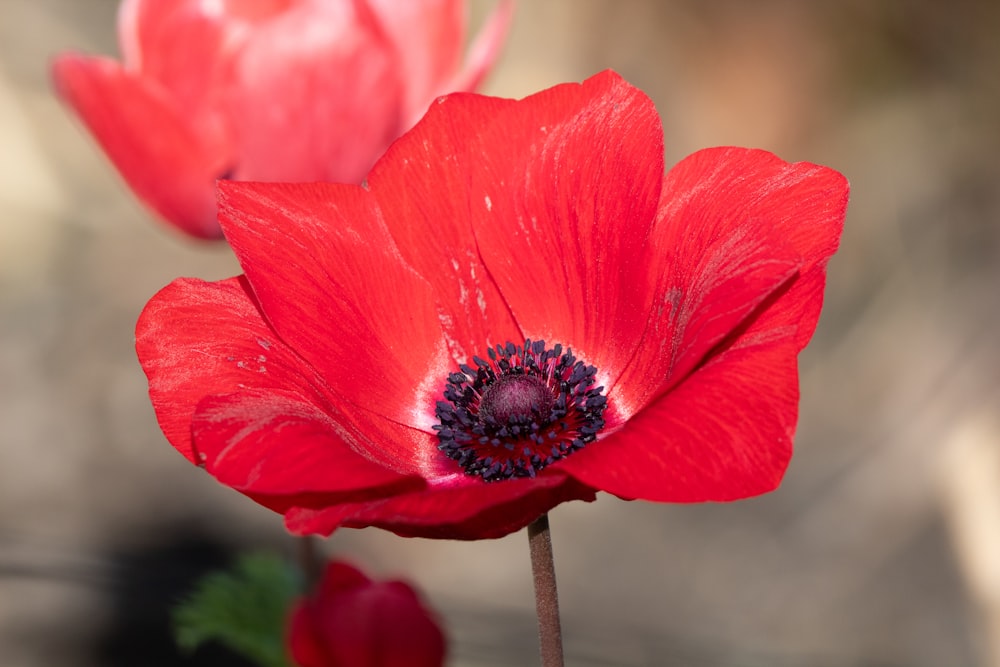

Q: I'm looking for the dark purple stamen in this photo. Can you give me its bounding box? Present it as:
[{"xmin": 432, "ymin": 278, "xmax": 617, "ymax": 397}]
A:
[{"xmin": 433, "ymin": 339, "xmax": 607, "ymax": 482}]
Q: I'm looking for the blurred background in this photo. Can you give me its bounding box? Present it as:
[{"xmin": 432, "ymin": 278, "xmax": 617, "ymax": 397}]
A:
[{"xmin": 2, "ymin": 0, "xmax": 999, "ymax": 665}]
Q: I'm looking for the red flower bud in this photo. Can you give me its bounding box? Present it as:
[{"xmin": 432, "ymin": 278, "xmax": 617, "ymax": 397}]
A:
[{"xmin": 288, "ymin": 561, "xmax": 445, "ymax": 667}]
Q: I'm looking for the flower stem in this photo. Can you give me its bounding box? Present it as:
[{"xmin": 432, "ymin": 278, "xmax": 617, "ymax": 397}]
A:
[
  {"xmin": 297, "ymin": 535, "xmax": 323, "ymax": 591},
  {"xmin": 528, "ymin": 513, "xmax": 564, "ymax": 667}
]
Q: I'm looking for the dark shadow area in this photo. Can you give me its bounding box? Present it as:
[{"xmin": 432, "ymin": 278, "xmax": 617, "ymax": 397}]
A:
[{"xmin": 90, "ymin": 523, "xmax": 258, "ymax": 667}]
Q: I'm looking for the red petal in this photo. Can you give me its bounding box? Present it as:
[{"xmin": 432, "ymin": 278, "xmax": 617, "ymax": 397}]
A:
[
  {"xmin": 471, "ymin": 70, "xmax": 665, "ymax": 388},
  {"xmin": 226, "ymin": 1, "xmax": 405, "ymax": 183},
  {"xmin": 559, "ymin": 149, "xmax": 848, "ymax": 500},
  {"xmin": 285, "ymin": 473, "xmax": 596, "ymax": 540},
  {"xmin": 136, "ymin": 276, "xmax": 425, "ymax": 507},
  {"xmin": 446, "ymin": 0, "xmax": 515, "ymax": 99},
  {"xmin": 287, "ymin": 603, "xmax": 328, "ymax": 667},
  {"xmin": 217, "ymin": 181, "xmax": 450, "ymax": 437},
  {"xmin": 135, "ymin": 275, "xmax": 339, "ymax": 461},
  {"xmin": 193, "ymin": 390, "xmax": 422, "ymax": 513},
  {"xmin": 316, "ymin": 561, "xmax": 371, "ymax": 595},
  {"xmin": 609, "ymin": 147, "xmax": 848, "ymax": 420},
  {"xmin": 117, "ymin": 0, "xmax": 266, "ymax": 114},
  {"xmin": 52, "ymin": 55, "xmax": 228, "ymax": 238},
  {"xmin": 366, "ymin": 92, "xmax": 522, "ymax": 362},
  {"xmin": 661, "ymin": 148, "xmax": 847, "ymax": 349},
  {"xmin": 561, "ymin": 336, "xmax": 800, "ymax": 501},
  {"xmin": 366, "ymin": 0, "xmax": 465, "ymax": 120},
  {"xmin": 118, "ymin": 0, "xmax": 290, "ymax": 120}
]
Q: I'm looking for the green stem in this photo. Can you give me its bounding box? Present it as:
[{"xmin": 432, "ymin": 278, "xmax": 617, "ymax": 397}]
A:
[{"xmin": 528, "ymin": 513, "xmax": 564, "ymax": 667}]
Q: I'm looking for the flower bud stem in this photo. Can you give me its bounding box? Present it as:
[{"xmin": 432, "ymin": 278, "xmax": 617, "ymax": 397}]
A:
[
  {"xmin": 297, "ymin": 535, "xmax": 323, "ymax": 592},
  {"xmin": 528, "ymin": 513, "xmax": 564, "ymax": 667}
]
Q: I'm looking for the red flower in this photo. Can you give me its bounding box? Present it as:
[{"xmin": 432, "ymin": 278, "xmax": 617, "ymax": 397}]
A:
[
  {"xmin": 136, "ymin": 70, "xmax": 848, "ymax": 539},
  {"xmin": 52, "ymin": 0, "xmax": 512, "ymax": 239},
  {"xmin": 288, "ymin": 560, "xmax": 445, "ymax": 667}
]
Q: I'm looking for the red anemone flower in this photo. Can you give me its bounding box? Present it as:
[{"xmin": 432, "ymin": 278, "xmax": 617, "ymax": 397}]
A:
[
  {"xmin": 52, "ymin": 0, "xmax": 512, "ymax": 239},
  {"xmin": 288, "ymin": 560, "xmax": 445, "ymax": 667},
  {"xmin": 136, "ymin": 70, "xmax": 848, "ymax": 540}
]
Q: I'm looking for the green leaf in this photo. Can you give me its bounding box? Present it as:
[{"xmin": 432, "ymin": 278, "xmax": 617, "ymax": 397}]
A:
[{"xmin": 172, "ymin": 552, "xmax": 303, "ymax": 667}]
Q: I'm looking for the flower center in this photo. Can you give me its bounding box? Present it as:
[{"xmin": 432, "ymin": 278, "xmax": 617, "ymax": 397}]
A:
[
  {"xmin": 479, "ymin": 375, "xmax": 554, "ymax": 425},
  {"xmin": 433, "ymin": 339, "xmax": 607, "ymax": 482}
]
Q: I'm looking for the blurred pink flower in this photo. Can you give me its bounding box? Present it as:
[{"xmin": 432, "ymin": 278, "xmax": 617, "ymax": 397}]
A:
[
  {"xmin": 52, "ymin": 0, "xmax": 513, "ymax": 238},
  {"xmin": 287, "ymin": 560, "xmax": 445, "ymax": 667}
]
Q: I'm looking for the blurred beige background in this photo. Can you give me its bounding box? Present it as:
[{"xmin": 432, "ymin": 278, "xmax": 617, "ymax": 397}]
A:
[{"xmin": 2, "ymin": 1, "xmax": 1000, "ymax": 666}]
